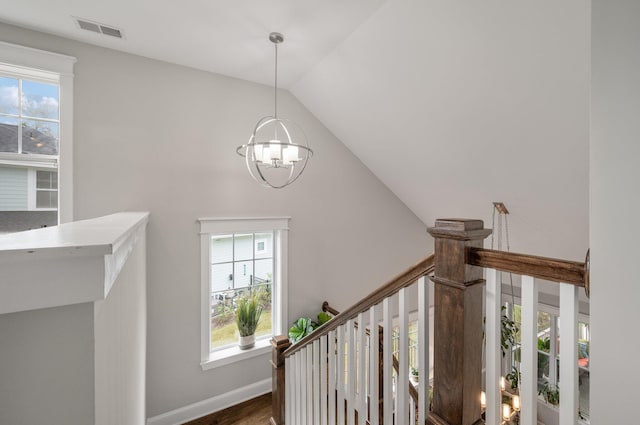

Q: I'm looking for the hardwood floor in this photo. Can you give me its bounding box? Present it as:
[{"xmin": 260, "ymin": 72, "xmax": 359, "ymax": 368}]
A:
[{"xmin": 183, "ymin": 393, "xmax": 272, "ymax": 425}]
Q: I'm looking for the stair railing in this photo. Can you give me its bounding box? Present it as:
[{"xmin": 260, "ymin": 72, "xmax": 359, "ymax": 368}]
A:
[
  {"xmin": 271, "ymin": 255, "xmax": 434, "ymax": 425},
  {"xmin": 270, "ymin": 218, "xmax": 589, "ymax": 425},
  {"xmin": 468, "ymin": 246, "xmax": 588, "ymax": 425}
]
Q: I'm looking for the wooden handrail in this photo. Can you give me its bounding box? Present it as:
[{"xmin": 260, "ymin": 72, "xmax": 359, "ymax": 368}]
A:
[
  {"xmin": 284, "ymin": 254, "xmax": 435, "ymax": 358},
  {"xmin": 322, "ymin": 301, "xmax": 340, "ymax": 317},
  {"xmin": 467, "ymin": 247, "xmax": 587, "ymax": 287}
]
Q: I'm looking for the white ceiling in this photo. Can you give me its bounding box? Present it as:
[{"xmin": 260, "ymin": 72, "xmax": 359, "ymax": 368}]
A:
[
  {"xmin": 0, "ymin": 0, "xmax": 386, "ymax": 88},
  {"xmin": 0, "ymin": 1, "xmax": 591, "ymax": 260}
]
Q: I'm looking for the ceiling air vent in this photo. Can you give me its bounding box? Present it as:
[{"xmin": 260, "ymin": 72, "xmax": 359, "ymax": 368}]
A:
[{"xmin": 74, "ymin": 17, "xmax": 123, "ymax": 39}]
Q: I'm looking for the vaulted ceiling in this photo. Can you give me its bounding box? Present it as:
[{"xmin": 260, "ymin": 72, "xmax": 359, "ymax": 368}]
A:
[{"xmin": 0, "ymin": 0, "xmax": 591, "ymax": 260}]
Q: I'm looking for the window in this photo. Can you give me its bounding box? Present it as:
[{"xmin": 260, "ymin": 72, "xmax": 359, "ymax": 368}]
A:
[
  {"xmin": 508, "ymin": 301, "xmax": 590, "ymax": 422},
  {"xmin": 199, "ymin": 217, "xmax": 289, "ymax": 369},
  {"xmin": 0, "ymin": 41, "xmax": 75, "ymax": 233},
  {"xmin": 35, "ymin": 169, "xmax": 58, "ymax": 209}
]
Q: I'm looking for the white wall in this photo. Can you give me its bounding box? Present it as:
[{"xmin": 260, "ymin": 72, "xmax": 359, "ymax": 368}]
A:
[
  {"xmin": 94, "ymin": 235, "xmax": 147, "ymax": 424},
  {"xmin": 590, "ymin": 0, "xmax": 640, "ymax": 421},
  {"xmin": 0, "ymin": 22, "xmax": 429, "ymax": 418},
  {"xmin": 294, "ymin": 0, "xmax": 590, "ymax": 262}
]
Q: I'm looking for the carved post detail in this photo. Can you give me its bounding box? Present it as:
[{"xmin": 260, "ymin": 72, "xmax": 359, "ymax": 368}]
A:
[
  {"xmin": 270, "ymin": 335, "xmax": 291, "ymax": 425},
  {"xmin": 427, "ymin": 219, "xmax": 491, "ymax": 425}
]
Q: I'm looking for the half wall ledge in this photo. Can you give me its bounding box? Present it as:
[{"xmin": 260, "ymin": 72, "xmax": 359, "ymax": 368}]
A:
[{"xmin": 0, "ymin": 211, "xmax": 150, "ymax": 314}]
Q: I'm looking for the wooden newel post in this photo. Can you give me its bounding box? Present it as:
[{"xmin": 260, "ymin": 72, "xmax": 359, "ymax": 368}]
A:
[
  {"xmin": 270, "ymin": 335, "xmax": 291, "ymax": 425},
  {"xmin": 427, "ymin": 219, "xmax": 491, "ymax": 425}
]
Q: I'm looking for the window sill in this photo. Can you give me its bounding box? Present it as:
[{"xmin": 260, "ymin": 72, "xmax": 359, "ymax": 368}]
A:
[{"xmin": 201, "ymin": 338, "xmax": 271, "ymax": 371}]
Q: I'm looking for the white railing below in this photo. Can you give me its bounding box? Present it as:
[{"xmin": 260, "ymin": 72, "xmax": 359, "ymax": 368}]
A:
[
  {"xmin": 285, "ymin": 276, "xmax": 431, "ymax": 425},
  {"xmin": 485, "ymin": 269, "xmax": 581, "ymax": 425}
]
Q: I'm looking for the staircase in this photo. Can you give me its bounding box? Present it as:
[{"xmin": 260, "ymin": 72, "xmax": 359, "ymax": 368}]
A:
[{"xmin": 270, "ymin": 218, "xmax": 589, "ymax": 425}]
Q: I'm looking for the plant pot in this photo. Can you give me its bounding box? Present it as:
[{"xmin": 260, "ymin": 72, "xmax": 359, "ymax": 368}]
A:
[{"xmin": 239, "ymin": 334, "xmax": 255, "ymax": 350}]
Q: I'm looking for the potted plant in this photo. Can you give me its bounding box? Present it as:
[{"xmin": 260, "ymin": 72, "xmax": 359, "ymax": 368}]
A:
[
  {"xmin": 235, "ymin": 293, "xmax": 263, "ymax": 350},
  {"xmin": 538, "ymin": 381, "xmax": 560, "ymax": 407},
  {"xmin": 288, "ymin": 311, "xmax": 332, "ymax": 343},
  {"xmin": 410, "ymin": 367, "xmax": 419, "ymax": 383},
  {"xmin": 505, "ymin": 366, "xmax": 520, "ymax": 390}
]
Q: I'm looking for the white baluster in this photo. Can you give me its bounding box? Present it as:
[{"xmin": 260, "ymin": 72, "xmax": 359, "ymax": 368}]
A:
[
  {"xmin": 383, "ymin": 297, "xmax": 393, "ymax": 425},
  {"xmin": 285, "ymin": 356, "xmax": 292, "ymax": 423},
  {"xmin": 369, "ymin": 304, "xmax": 380, "ymax": 425},
  {"xmin": 338, "ymin": 325, "xmax": 346, "ymax": 425},
  {"xmin": 418, "ymin": 275, "xmax": 430, "ymax": 423},
  {"xmin": 329, "ymin": 329, "xmax": 337, "ymax": 425},
  {"xmin": 313, "ymin": 340, "xmax": 321, "ymax": 425},
  {"xmin": 347, "ymin": 319, "xmax": 356, "ymax": 425},
  {"xmin": 397, "ymin": 287, "xmax": 409, "ymax": 423},
  {"xmin": 410, "ymin": 396, "xmax": 416, "ymax": 425},
  {"xmin": 521, "ymin": 275, "xmax": 538, "ymax": 425},
  {"xmin": 296, "ymin": 352, "xmax": 302, "ymax": 425},
  {"xmin": 302, "ymin": 347, "xmax": 308, "ymax": 423},
  {"xmin": 559, "ymin": 283, "xmax": 579, "ymax": 425},
  {"xmin": 358, "ymin": 312, "xmax": 367, "ymax": 425},
  {"xmin": 486, "ymin": 268, "xmax": 502, "ymax": 425},
  {"xmin": 321, "ymin": 335, "xmax": 328, "ymax": 425}
]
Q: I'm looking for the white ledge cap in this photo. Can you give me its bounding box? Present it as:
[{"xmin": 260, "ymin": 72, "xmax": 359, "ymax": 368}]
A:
[{"xmin": 0, "ymin": 212, "xmax": 149, "ymax": 314}]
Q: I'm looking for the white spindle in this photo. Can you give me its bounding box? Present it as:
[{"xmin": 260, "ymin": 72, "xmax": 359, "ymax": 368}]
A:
[
  {"xmin": 329, "ymin": 330, "xmax": 337, "ymax": 425},
  {"xmin": 302, "ymin": 347, "xmax": 309, "ymax": 423},
  {"xmin": 357, "ymin": 312, "xmax": 367, "ymax": 425},
  {"xmin": 485, "ymin": 268, "xmax": 502, "ymax": 424},
  {"xmin": 410, "ymin": 396, "xmax": 416, "ymax": 425},
  {"xmin": 347, "ymin": 319, "xmax": 356, "ymax": 425},
  {"xmin": 369, "ymin": 304, "xmax": 380, "ymax": 425},
  {"xmin": 295, "ymin": 352, "xmax": 302, "ymax": 425},
  {"xmin": 559, "ymin": 283, "xmax": 579, "ymax": 425},
  {"xmin": 418, "ymin": 275, "xmax": 430, "ymax": 423},
  {"xmin": 337, "ymin": 325, "xmax": 346, "ymax": 425},
  {"xmin": 321, "ymin": 335, "xmax": 328, "ymax": 425},
  {"xmin": 383, "ymin": 297, "xmax": 393, "ymax": 425},
  {"xmin": 549, "ymin": 315, "xmax": 558, "ymax": 393},
  {"xmin": 313, "ymin": 340, "xmax": 321, "ymax": 425},
  {"xmin": 397, "ymin": 288, "xmax": 409, "ymax": 423},
  {"xmin": 286, "ymin": 356, "xmax": 292, "ymax": 423},
  {"xmin": 520, "ymin": 275, "xmax": 538, "ymax": 425}
]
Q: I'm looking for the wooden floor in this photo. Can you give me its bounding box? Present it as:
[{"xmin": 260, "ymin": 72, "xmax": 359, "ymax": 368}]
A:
[{"xmin": 183, "ymin": 393, "xmax": 272, "ymax": 425}]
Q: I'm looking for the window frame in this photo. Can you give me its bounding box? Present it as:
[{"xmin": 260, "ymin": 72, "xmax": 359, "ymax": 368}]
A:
[
  {"xmin": 198, "ymin": 217, "xmax": 289, "ymax": 370},
  {"xmin": 0, "ymin": 41, "xmax": 75, "ymax": 223}
]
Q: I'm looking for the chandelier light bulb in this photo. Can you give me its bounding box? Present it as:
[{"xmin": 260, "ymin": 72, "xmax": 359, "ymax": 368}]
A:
[{"xmin": 502, "ymin": 403, "xmax": 511, "ymax": 421}]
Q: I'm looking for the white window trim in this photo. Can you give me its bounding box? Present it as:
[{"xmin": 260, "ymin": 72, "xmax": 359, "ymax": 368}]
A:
[
  {"xmin": 198, "ymin": 217, "xmax": 290, "ymax": 370},
  {"xmin": 0, "ymin": 41, "xmax": 76, "ymax": 223}
]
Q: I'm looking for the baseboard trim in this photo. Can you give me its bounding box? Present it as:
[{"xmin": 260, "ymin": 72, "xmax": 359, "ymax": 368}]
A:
[{"xmin": 147, "ymin": 378, "xmax": 272, "ymax": 425}]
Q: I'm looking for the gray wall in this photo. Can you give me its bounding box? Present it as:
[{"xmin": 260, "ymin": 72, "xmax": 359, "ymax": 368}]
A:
[
  {"xmin": 590, "ymin": 0, "xmax": 640, "ymax": 421},
  {"xmin": 0, "ymin": 303, "xmax": 95, "ymax": 425},
  {"xmin": 0, "ymin": 23, "xmax": 429, "ymax": 417}
]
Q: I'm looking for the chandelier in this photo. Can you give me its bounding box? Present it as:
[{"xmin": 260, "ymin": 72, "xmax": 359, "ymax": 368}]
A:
[{"xmin": 236, "ymin": 32, "xmax": 313, "ymax": 189}]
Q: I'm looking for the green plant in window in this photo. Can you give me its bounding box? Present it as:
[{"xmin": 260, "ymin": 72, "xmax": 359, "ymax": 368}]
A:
[
  {"xmin": 505, "ymin": 366, "xmax": 521, "ymax": 390},
  {"xmin": 483, "ymin": 306, "xmax": 519, "ymax": 358},
  {"xmin": 538, "ymin": 381, "xmax": 560, "ymax": 406},
  {"xmin": 235, "ymin": 293, "xmax": 263, "ymax": 337},
  {"xmin": 501, "ymin": 307, "xmax": 518, "ymax": 358}
]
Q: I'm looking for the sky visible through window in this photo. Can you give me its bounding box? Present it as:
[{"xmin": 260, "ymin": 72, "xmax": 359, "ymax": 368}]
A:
[{"xmin": 0, "ymin": 76, "xmax": 60, "ymax": 155}]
